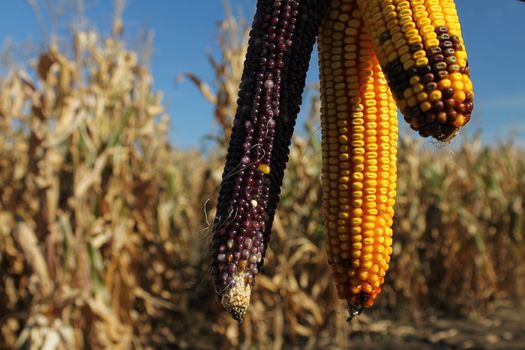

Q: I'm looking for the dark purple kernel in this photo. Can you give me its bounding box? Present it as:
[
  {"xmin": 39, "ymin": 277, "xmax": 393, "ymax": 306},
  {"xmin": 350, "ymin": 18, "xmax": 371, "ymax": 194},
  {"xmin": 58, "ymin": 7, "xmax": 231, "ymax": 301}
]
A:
[
  {"xmin": 443, "ymin": 89, "xmax": 455, "ymax": 99},
  {"xmin": 418, "ymin": 65, "xmax": 432, "ymax": 75},
  {"xmin": 379, "ymin": 32, "xmax": 391, "ymax": 44},
  {"xmin": 407, "ymin": 67, "xmax": 419, "ymax": 77}
]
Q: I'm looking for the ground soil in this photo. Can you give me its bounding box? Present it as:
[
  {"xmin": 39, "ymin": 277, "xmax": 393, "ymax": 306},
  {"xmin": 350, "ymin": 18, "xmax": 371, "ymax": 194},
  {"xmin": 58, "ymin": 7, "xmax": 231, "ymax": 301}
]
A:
[{"xmin": 347, "ymin": 302, "xmax": 525, "ymax": 350}]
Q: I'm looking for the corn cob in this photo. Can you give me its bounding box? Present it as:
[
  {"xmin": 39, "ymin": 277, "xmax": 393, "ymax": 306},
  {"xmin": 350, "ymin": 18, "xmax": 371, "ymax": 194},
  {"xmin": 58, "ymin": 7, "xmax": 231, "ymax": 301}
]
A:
[
  {"xmin": 319, "ymin": 0, "xmax": 398, "ymax": 319},
  {"xmin": 356, "ymin": 0, "xmax": 473, "ymax": 141},
  {"xmin": 210, "ymin": 0, "xmax": 326, "ymax": 322}
]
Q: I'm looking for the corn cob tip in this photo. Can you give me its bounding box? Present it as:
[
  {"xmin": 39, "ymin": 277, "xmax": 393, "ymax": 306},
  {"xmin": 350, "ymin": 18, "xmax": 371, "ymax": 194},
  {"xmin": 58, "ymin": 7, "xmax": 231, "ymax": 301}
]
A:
[
  {"xmin": 346, "ymin": 292, "xmax": 370, "ymax": 322},
  {"xmin": 347, "ymin": 305, "xmax": 363, "ymax": 322},
  {"xmin": 435, "ymin": 126, "xmax": 459, "ymax": 143},
  {"xmin": 220, "ymin": 271, "xmax": 251, "ymax": 322}
]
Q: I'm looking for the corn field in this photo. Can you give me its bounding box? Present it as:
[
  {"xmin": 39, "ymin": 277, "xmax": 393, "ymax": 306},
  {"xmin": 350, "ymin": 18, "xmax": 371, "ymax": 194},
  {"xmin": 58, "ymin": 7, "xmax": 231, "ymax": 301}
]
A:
[{"xmin": 0, "ymin": 6, "xmax": 524, "ymax": 350}]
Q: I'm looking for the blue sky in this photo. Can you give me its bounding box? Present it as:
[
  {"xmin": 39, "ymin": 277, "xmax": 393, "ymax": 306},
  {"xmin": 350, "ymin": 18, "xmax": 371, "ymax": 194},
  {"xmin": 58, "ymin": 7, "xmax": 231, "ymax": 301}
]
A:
[{"xmin": 1, "ymin": 0, "xmax": 524, "ymax": 148}]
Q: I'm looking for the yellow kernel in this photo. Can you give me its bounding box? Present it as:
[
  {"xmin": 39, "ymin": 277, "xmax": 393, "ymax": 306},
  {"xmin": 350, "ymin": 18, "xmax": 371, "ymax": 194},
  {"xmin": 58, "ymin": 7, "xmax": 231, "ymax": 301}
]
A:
[
  {"xmin": 409, "ymin": 75, "xmax": 420, "ymax": 85},
  {"xmin": 257, "ymin": 163, "xmax": 271, "ymax": 174},
  {"xmin": 454, "ymin": 90, "xmax": 466, "ymax": 102},
  {"xmin": 429, "ymin": 90, "xmax": 442, "ymax": 102},
  {"xmin": 361, "ymin": 261, "xmax": 373, "ymax": 269},
  {"xmin": 359, "ymin": 271, "xmax": 369, "ymax": 281},
  {"xmin": 362, "ymin": 282, "xmax": 373, "ymax": 293},
  {"xmin": 415, "ymin": 57, "xmax": 428, "ymax": 67},
  {"xmin": 453, "ymin": 80, "xmax": 464, "ymax": 91},
  {"xmin": 437, "ymin": 79, "xmax": 452, "ymax": 89},
  {"xmin": 413, "ymin": 83, "xmax": 424, "ymax": 93},
  {"xmin": 412, "ymin": 50, "xmax": 426, "ymax": 60},
  {"xmin": 407, "ymin": 96, "xmax": 418, "ymax": 107},
  {"xmin": 420, "ymin": 101, "xmax": 432, "ymax": 112},
  {"xmin": 416, "ymin": 92, "xmax": 428, "ymax": 102},
  {"xmin": 450, "ymin": 72, "xmax": 462, "ymax": 81},
  {"xmin": 362, "ymin": 253, "xmax": 373, "ymax": 262},
  {"xmin": 426, "ymin": 38, "xmax": 440, "ymax": 47},
  {"xmin": 452, "ymin": 114, "xmax": 466, "ymax": 127}
]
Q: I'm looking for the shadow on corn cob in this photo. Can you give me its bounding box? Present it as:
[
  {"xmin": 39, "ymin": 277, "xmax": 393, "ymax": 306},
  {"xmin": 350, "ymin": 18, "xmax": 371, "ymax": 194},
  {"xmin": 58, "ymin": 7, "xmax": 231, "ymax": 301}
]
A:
[{"xmin": 210, "ymin": 0, "xmax": 473, "ymax": 322}]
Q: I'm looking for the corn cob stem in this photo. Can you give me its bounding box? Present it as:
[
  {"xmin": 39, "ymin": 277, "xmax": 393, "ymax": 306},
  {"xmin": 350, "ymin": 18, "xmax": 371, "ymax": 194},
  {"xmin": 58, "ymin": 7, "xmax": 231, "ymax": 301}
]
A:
[{"xmin": 211, "ymin": 0, "xmax": 326, "ymax": 322}]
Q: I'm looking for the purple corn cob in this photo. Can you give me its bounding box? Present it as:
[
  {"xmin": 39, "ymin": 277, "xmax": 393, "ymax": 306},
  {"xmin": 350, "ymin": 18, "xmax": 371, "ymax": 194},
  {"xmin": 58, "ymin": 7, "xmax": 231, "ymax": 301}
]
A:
[{"xmin": 210, "ymin": 0, "xmax": 326, "ymax": 322}]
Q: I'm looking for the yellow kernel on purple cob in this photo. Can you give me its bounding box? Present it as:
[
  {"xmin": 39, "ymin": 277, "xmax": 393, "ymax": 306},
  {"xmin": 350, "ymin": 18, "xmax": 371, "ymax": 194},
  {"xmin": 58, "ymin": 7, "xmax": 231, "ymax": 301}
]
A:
[
  {"xmin": 356, "ymin": 0, "xmax": 473, "ymax": 141},
  {"xmin": 257, "ymin": 163, "xmax": 271, "ymax": 174},
  {"xmin": 318, "ymin": 0, "xmax": 398, "ymax": 320}
]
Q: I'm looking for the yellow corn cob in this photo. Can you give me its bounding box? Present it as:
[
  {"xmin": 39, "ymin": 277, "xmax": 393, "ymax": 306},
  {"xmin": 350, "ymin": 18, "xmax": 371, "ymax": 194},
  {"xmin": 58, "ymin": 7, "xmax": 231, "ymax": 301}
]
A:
[
  {"xmin": 319, "ymin": 0, "xmax": 398, "ymax": 318},
  {"xmin": 356, "ymin": 0, "xmax": 473, "ymax": 141}
]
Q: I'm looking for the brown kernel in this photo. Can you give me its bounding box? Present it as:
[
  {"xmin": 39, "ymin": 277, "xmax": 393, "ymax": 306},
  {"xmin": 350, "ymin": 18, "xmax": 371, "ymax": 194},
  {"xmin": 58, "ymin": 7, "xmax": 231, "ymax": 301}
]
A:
[
  {"xmin": 425, "ymin": 82, "xmax": 438, "ymax": 92},
  {"xmin": 422, "ymin": 73, "xmax": 435, "ymax": 83},
  {"xmin": 418, "ymin": 126, "xmax": 431, "ymax": 138},
  {"xmin": 436, "ymin": 112, "xmax": 447, "ymax": 123},
  {"xmin": 433, "ymin": 62, "xmax": 447, "ymax": 71},
  {"xmin": 446, "ymin": 109, "xmax": 458, "ymax": 121},
  {"xmin": 428, "ymin": 47, "xmax": 442, "ymax": 55},
  {"xmin": 436, "ymin": 70, "xmax": 449, "ymax": 80},
  {"xmin": 433, "ymin": 101, "xmax": 445, "ymax": 112},
  {"xmin": 444, "ymin": 98, "xmax": 455, "ymax": 109},
  {"xmin": 410, "ymin": 43, "xmax": 424, "ymax": 53},
  {"xmin": 409, "ymin": 106, "xmax": 423, "ymax": 118},
  {"xmin": 441, "ymin": 40, "xmax": 453, "ymax": 49},
  {"xmin": 445, "ymin": 56, "xmax": 457, "ymax": 64},
  {"xmin": 443, "ymin": 48, "xmax": 455, "ymax": 56},
  {"xmin": 438, "ymin": 33, "xmax": 450, "ymax": 41},
  {"xmin": 424, "ymin": 111, "xmax": 435, "ymax": 123},
  {"xmin": 430, "ymin": 54, "xmax": 445, "ymax": 64}
]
